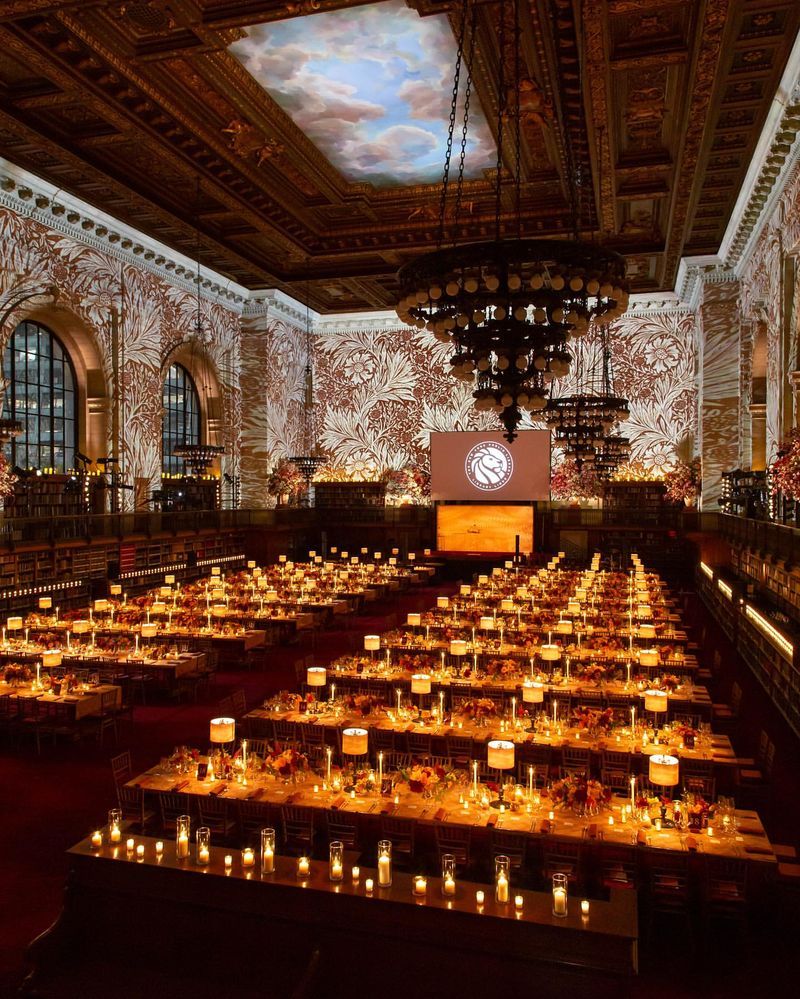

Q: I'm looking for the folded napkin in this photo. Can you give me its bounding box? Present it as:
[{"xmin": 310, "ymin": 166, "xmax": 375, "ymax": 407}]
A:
[
  {"xmin": 330, "ymin": 795, "xmax": 346, "ymax": 810},
  {"xmin": 586, "ymin": 822, "xmax": 598, "ymax": 840},
  {"xmin": 405, "ymin": 724, "xmax": 416, "ymax": 733},
  {"xmin": 685, "ymin": 835, "xmax": 698, "ymax": 851},
  {"xmin": 636, "ymin": 829, "xmax": 649, "ymax": 846},
  {"xmin": 539, "ymin": 818, "xmax": 551, "ymax": 834},
  {"xmin": 379, "ymin": 804, "xmax": 397, "ymax": 816},
  {"xmin": 171, "ymin": 779, "xmax": 190, "ymax": 793},
  {"xmin": 486, "ymin": 813, "xmax": 498, "ymax": 828},
  {"xmin": 737, "ymin": 825, "xmax": 762, "ymax": 836},
  {"xmin": 744, "ymin": 843, "xmax": 773, "ymax": 856},
  {"xmin": 433, "ymin": 807, "xmax": 447, "ymax": 822},
  {"xmin": 283, "ymin": 792, "xmax": 298, "ymax": 805},
  {"xmin": 208, "ymin": 784, "xmax": 226, "ymax": 797},
  {"xmin": 246, "ymin": 788, "xmax": 263, "ymax": 801}
]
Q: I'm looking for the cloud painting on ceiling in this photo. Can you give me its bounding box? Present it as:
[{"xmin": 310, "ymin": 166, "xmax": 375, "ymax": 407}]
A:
[{"xmin": 229, "ymin": 0, "xmax": 496, "ymax": 187}]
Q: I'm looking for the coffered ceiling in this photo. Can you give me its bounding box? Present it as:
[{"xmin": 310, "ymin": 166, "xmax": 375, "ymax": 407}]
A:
[{"xmin": 0, "ymin": 0, "xmax": 797, "ymax": 312}]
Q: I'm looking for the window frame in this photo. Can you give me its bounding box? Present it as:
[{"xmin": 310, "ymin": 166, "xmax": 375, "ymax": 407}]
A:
[{"xmin": 161, "ymin": 362, "xmax": 202, "ymax": 474}]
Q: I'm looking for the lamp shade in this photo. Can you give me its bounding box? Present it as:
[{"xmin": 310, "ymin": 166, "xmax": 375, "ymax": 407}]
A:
[
  {"xmin": 437, "ymin": 596, "xmax": 449, "ymax": 609},
  {"xmin": 278, "ymin": 555, "xmax": 287, "ymax": 563},
  {"xmin": 165, "ymin": 573, "xmax": 177, "ymax": 583},
  {"xmin": 389, "ymin": 557, "xmax": 397, "ymax": 566},
  {"xmin": 424, "ymin": 548, "xmax": 431, "ymax": 556},
  {"xmin": 140, "ymin": 623, "xmax": 158, "ymax": 638},
  {"xmin": 637, "ymin": 604, "xmax": 652, "ymax": 618},
  {"xmin": 522, "ymin": 680, "xmax": 544, "ymax": 703},
  {"xmin": 516, "ymin": 586, "xmax": 528, "ymax": 599},
  {"xmin": 151, "ymin": 601, "xmax": 167, "ymax": 615},
  {"xmin": 638, "ymin": 648, "xmax": 660, "ymax": 667},
  {"xmin": 557, "ymin": 551, "xmax": 565, "ymax": 558},
  {"xmin": 450, "ymin": 640, "xmax": 467, "ymax": 656},
  {"xmin": 42, "ymin": 649, "xmax": 62, "ymax": 668},
  {"xmin": 644, "ymin": 689, "xmax": 669, "ymax": 712},
  {"xmin": 159, "ymin": 586, "xmax": 172, "ymax": 597},
  {"xmin": 307, "ymin": 666, "xmax": 326, "ymax": 687},
  {"xmin": 253, "ymin": 568, "xmax": 262, "ymax": 579},
  {"xmin": 407, "ymin": 613, "xmax": 422, "ymax": 627},
  {"xmin": 501, "ymin": 598, "xmax": 514, "ymax": 612},
  {"xmin": 342, "ymin": 727, "xmax": 368, "ymax": 755},
  {"xmin": 567, "ymin": 601, "xmax": 580, "ymax": 615},
  {"xmin": 492, "ymin": 568, "xmax": 503, "ymax": 577},
  {"xmin": 556, "ymin": 619, "xmax": 573, "ymax": 634},
  {"xmin": 638, "ymin": 624, "xmax": 657, "ymax": 640},
  {"xmin": 487, "ymin": 740, "xmax": 515, "ymax": 770},
  {"xmin": 408, "ymin": 552, "xmax": 416, "ymax": 561},
  {"xmin": 265, "ymin": 590, "xmax": 279, "ymax": 602},
  {"xmin": 460, "ymin": 585, "xmax": 471, "ymax": 596},
  {"xmin": 211, "ymin": 588, "xmax": 225, "ymax": 600},
  {"xmin": 246, "ymin": 562, "xmax": 256, "ymax": 571},
  {"xmin": 411, "ymin": 673, "xmax": 431, "ymax": 694},
  {"xmin": 71, "ymin": 619, "xmax": 89, "ymax": 634},
  {"xmin": 478, "ymin": 574, "xmax": 488, "ymax": 585},
  {"xmin": 540, "ymin": 644, "xmax": 561, "ymax": 661},
  {"xmin": 38, "ymin": 597, "xmax": 52, "ymax": 610},
  {"xmin": 392, "ymin": 548, "xmax": 399, "ymax": 556},
  {"xmin": 211, "ymin": 566, "xmax": 221, "ymax": 576},
  {"xmin": 575, "ymin": 588, "xmax": 587, "ymax": 601},
  {"xmin": 94, "ymin": 599, "xmax": 109, "ymax": 612},
  {"xmin": 212, "ymin": 604, "xmax": 227, "ymax": 618},
  {"xmin": 110, "ymin": 584, "xmax": 122, "ymax": 596},
  {"xmin": 210, "ymin": 717, "xmax": 235, "ymax": 744},
  {"xmin": 649, "ymin": 754, "xmax": 679, "ymax": 787},
  {"xmin": 364, "ymin": 635, "xmax": 381, "ymax": 652},
  {"xmin": 479, "ymin": 616, "xmax": 495, "ymax": 630},
  {"xmin": 373, "ymin": 551, "xmax": 382, "ymax": 560}
]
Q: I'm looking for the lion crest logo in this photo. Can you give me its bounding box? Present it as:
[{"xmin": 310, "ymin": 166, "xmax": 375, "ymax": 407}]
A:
[{"xmin": 464, "ymin": 442, "xmax": 514, "ymax": 491}]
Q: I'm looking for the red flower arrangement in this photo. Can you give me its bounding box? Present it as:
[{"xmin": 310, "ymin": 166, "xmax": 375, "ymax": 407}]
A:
[
  {"xmin": 550, "ymin": 776, "xmax": 611, "ymax": 814},
  {"xmin": 345, "ymin": 693, "xmax": 383, "ymax": 717},
  {"xmin": 265, "ymin": 746, "xmax": 308, "ymax": 779},
  {"xmin": 664, "ymin": 457, "xmax": 702, "ymax": 505},
  {"xmin": 458, "ymin": 697, "xmax": 497, "ymax": 720},
  {"xmin": 550, "ymin": 459, "xmax": 600, "ymax": 502},
  {"xmin": 571, "ymin": 706, "xmax": 615, "ymax": 731}
]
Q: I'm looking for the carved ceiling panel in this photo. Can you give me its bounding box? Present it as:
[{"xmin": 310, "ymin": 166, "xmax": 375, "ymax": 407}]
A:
[{"xmin": 0, "ymin": 0, "xmax": 796, "ymax": 310}]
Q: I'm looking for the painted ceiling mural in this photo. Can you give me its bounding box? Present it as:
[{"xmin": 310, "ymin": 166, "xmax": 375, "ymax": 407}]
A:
[
  {"xmin": 228, "ymin": 0, "xmax": 495, "ymax": 187},
  {"xmin": 0, "ymin": 207, "xmax": 241, "ymax": 509}
]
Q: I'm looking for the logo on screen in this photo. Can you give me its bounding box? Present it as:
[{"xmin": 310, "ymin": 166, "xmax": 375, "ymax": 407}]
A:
[{"xmin": 464, "ymin": 442, "xmax": 514, "ymax": 491}]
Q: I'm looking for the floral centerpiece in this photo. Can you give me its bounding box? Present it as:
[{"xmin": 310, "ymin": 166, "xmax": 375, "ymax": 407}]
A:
[
  {"xmin": 683, "ymin": 793, "xmax": 715, "ymax": 830},
  {"xmin": 550, "ymin": 776, "xmax": 611, "ymax": 815},
  {"xmin": 264, "ymin": 746, "xmax": 308, "ymax": 781},
  {"xmin": 345, "ymin": 693, "xmax": 383, "ymax": 717},
  {"xmin": 673, "ymin": 723, "xmax": 697, "ymax": 749},
  {"xmin": 398, "ymin": 762, "xmax": 456, "ymax": 799},
  {"xmin": 3, "ymin": 663, "xmax": 32, "ymax": 684},
  {"xmin": 571, "ymin": 706, "xmax": 615, "ymax": 731},
  {"xmin": 770, "ymin": 430, "xmax": 800, "ymax": 500},
  {"xmin": 381, "ymin": 464, "xmax": 430, "ymax": 506},
  {"xmin": 664, "ymin": 457, "xmax": 702, "ymax": 505},
  {"xmin": 577, "ymin": 662, "xmax": 610, "ymax": 685},
  {"xmin": 168, "ymin": 746, "xmax": 199, "ymax": 770},
  {"xmin": 485, "ymin": 658, "xmax": 522, "ymax": 678},
  {"xmin": 343, "ymin": 766, "xmax": 377, "ymax": 795},
  {"xmin": 458, "ymin": 697, "xmax": 497, "ymax": 721}
]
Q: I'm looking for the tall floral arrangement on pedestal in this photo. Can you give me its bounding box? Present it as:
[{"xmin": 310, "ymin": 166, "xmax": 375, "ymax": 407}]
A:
[
  {"xmin": 381, "ymin": 464, "xmax": 431, "ymax": 506},
  {"xmin": 770, "ymin": 431, "xmax": 800, "ymax": 500},
  {"xmin": 0, "ymin": 451, "xmax": 17, "ymax": 505},
  {"xmin": 266, "ymin": 458, "xmax": 303, "ymax": 503},
  {"xmin": 550, "ymin": 459, "xmax": 600, "ymax": 502},
  {"xmin": 663, "ymin": 457, "xmax": 702, "ymax": 505}
]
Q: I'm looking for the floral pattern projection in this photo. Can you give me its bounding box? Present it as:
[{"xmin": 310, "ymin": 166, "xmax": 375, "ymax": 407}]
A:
[
  {"xmin": 0, "ymin": 207, "xmax": 241, "ymax": 508},
  {"xmin": 312, "ymin": 311, "xmax": 697, "ymax": 484},
  {"xmin": 739, "ymin": 161, "xmax": 800, "ymax": 465}
]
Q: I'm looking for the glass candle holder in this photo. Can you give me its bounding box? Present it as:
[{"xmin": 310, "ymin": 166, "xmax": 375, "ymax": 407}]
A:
[
  {"xmin": 552, "ymin": 873, "xmax": 568, "ymax": 917},
  {"xmin": 377, "ymin": 840, "xmax": 392, "ymax": 887},
  {"xmin": 441, "ymin": 854, "xmax": 456, "ymax": 897},
  {"xmin": 260, "ymin": 828, "xmax": 275, "ymax": 874},
  {"xmin": 242, "ymin": 847, "xmax": 255, "ymax": 869},
  {"xmin": 329, "ymin": 841, "xmax": 344, "ymax": 882},
  {"xmin": 196, "ymin": 826, "xmax": 210, "ymax": 866},
  {"xmin": 176, "ymin": 815, "xmax": 191, "ymax": 859},
  {"xmin": 108, "ymin": 808, "xmax": 121, "ymax": 844},
  {"xmin": 297, "ymin": 855, "xmax": 311, "ymax": 879},
  {"xmin": 495, "ymin": 855, "xmax": 510, "ymax": 904}
]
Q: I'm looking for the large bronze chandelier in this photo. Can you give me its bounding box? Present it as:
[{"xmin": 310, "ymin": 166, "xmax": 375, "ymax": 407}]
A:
[
  {"xmin": 595, "ymin": 434, "xmax": 631, "ymax": 479},
  {"xmin": 395, "ymin": 0, "xmax": 629, "ymax": 442}
]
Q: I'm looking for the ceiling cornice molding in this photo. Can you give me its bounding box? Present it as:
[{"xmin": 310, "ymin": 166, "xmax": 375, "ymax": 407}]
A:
[
  {"xmin": 0, "ymin": 158, "xmax": 249, "ymax": 310},
  {"xmin": 242, "ymin": 289, "xmax": 317, "ymax": 326}
]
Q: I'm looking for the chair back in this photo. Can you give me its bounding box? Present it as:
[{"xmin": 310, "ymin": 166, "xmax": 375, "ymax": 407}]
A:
[
  {"xmin": 433, "ymin": 822, "xmax": 471, "ymax": 868},
  {"xmin": 379, "ymin": 815, "xmax": 415, "ymax": 860},
  {"xmin": 159, "ymin": 792, "xmax": 191, "ymax": 833},
  {"xmin": 325, "ymin": 809, "xmax": 359, "ymax": 848},
  {"xmin": 111, "ymin": 750, "xmax": 133, "ymax": 786},
  {"xmin": 281, "ymin": 805, "xmax": 315, "ymax": 853}
]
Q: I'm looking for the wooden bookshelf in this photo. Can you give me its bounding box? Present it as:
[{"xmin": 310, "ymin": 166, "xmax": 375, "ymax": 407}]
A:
[{"xmin": 314, "ymin": 482, "xmax": 386, "ymax": 507}]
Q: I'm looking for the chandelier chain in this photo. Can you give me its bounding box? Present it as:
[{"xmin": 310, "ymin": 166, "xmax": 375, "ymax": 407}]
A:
[
  {"xmin": 453, "ymin": 0, "xmax": 477, "ymax": 245},
  {"xmin": 438, "ymin": 0, "xmax": 469, "ymax": 249},
  {"xmin": 494, "ymin": 0, "xmax": 508, "ymax": 242}
]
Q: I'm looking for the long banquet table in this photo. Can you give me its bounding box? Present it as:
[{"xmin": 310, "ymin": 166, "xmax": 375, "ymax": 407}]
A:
[{"xmin": 0, "ymin": 680, "xmax": 121, "ymax": 719}]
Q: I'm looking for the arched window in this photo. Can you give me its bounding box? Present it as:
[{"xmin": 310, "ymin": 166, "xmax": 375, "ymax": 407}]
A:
[
  {"xmin": 162, "ymin": 362, "xmax": 201, "ymax": 473},
  {"xmin": 2, "ymin": 320, "xmax": 77, "ymax": 472}
]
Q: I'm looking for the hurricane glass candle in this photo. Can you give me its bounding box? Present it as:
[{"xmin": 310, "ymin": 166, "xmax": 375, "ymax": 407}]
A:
[
  {"xmin": 196, "ymin": 826, "xmax": 210, "ymax": 866},
  {"xmin": 552, "ymin": 873, "xmax": 568, "ymax": 917},
  {"xmin": 442, "ymin": 854, "xmax": 456, "ymax": 897},
  {"xmin": 495, "ymin": 855, "xmax": 510, "ymax": 903},
  {"xmin": 176, "ymin": 815, "xmax": 191, "ymax": 859},
  {"xmin": 108, "ymin": 809, "xmax": 121, "ymax": 844},
  {"xmin": 261, "ymin": 828, "xmax": 275, "ymax": 874},
  {"xmin": 378, "ymin": 840, "xmax": 392, "ymax": 887},
  {"xmin": 329, "ymin": 841, "xmax": 344, "ymax": 882}
]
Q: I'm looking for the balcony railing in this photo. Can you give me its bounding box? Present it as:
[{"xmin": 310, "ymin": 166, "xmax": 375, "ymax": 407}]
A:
[{"xmin": 718, "ymin": 512, "xmax": 800, "ymax": 563}]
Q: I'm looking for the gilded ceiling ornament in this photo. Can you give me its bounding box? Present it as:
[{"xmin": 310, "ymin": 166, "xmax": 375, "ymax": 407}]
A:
[{"xmin": 222, "ymin": 120, "xmax": 284, "ymax": 166}]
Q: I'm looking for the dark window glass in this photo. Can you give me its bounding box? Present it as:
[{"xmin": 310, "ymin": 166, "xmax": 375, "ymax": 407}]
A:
[
  {"xmin": 2, "ymin": 321, "xmax": 76, "ymax": 472},
  {"xmin": 162, "ymin": 363, "xmax": 200, "ymax": 474}
]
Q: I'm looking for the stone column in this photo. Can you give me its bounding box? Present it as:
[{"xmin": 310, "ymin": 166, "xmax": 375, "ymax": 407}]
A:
[
  {"xmin": 748, "ymin": 403, "xmax": 767, "ymax": 470},
  {"xmin": 698, "ymin": 276, "xmax": 742, "ymax": 509}
]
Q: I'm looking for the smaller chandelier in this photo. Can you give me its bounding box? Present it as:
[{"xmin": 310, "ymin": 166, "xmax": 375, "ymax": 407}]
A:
[
  {"xmin": 595, "ymin": 434, "xmax": 631, "ymax": 479},
  {"xmin": 173, "ymin": 443, "xmax": 223, "ymax": 476}
]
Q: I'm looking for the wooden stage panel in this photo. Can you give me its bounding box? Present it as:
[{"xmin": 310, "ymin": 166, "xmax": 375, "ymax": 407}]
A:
[{"xmin": 436, "ymin": 504, "xmax": 533, "ymax": 554}]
